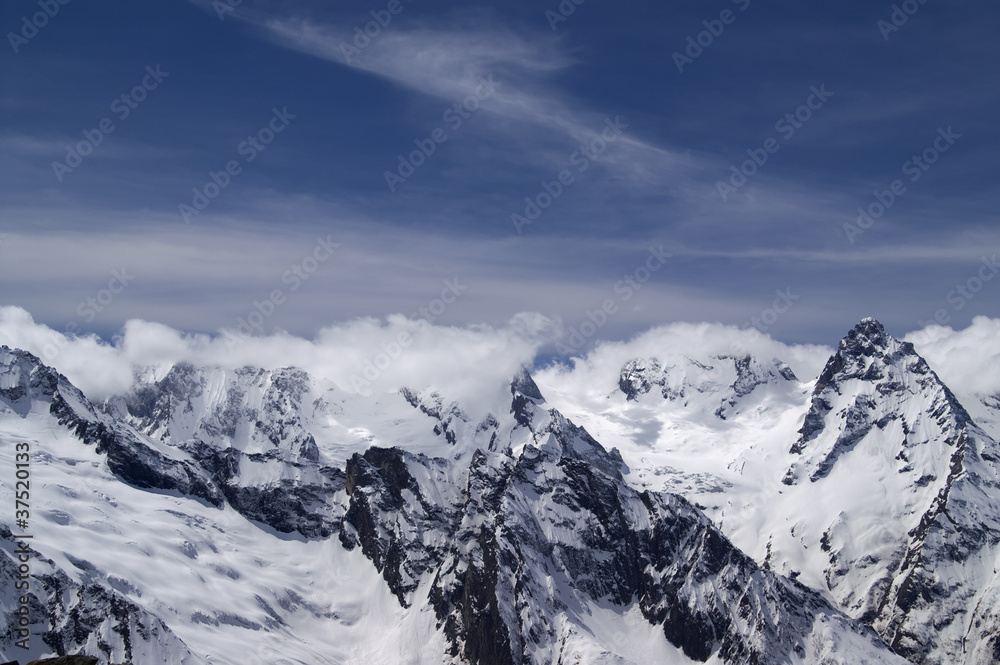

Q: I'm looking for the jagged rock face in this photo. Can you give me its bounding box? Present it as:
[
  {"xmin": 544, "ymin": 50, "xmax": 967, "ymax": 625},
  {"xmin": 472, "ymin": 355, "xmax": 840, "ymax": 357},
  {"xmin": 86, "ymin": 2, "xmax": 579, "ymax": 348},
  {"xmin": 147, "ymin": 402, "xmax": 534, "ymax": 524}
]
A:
[
  {"xmin": 341, "ymin": 447, "xmax": 462, "ymax": 605},
  {"xmin": 106, "ymin": 364, "xmax": 345, "ymax": 536},
  {"xmin": 117, "ymin": 364, "xmax": 320, "ymax": 461},
  {"xmin": 399, "ymin": 387, "xmax": 470, "ymax": 447},
  {"xmin": 787, "ymin": 317, "xmax": 971, "ymax": 476},
  {"xmin": 27, "ymin": 656, "xmax": 99, "ymax": 665},
  {"xmin": 339, "ymin": 380, "xmax": 905, "ymax": 665},
  {"xmin": 1, "ymin": 348, "xmax": 95, "ymax": 425},
  {"xmin": 770, "ymin": 319, "xmax": 1000, "ymax": 665},
  {"xmin": 1, "ymin": 347, "xmax": 224, "ymax": 508},
  {"xmin": 0, "ymin": 347, "xmax": 341, "ymax": 539},
  {"xmin": 617, "ymin": 354, "xmax": 796, "ymax": 419}
]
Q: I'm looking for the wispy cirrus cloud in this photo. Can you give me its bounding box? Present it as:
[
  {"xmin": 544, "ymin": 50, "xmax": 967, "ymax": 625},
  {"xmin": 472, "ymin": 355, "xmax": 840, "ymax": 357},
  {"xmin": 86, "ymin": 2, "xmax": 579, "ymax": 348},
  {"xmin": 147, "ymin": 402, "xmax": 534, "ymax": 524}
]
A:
[
  {"xmin": 249, "ymin": 10, "xmax": 701, "ymax": 192},
  {"xmin": 260, "ymin": 17, "xmax": 578, "ymax": 129}
]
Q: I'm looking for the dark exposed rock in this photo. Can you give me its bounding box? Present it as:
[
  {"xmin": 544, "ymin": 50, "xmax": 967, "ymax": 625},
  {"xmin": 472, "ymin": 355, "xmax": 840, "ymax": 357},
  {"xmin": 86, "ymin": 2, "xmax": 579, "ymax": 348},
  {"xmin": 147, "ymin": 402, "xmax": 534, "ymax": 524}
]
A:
[
  {"xmin": 92, "ymin": 428, "xmax": 223, "ymax": 508},
  {"xmin": 26, "ymin": 657, "xmax": 99, "ymax": 665},
  {"xmin": 511, "ymin": 366, "xmax": 544, "ymax": 401},
  {"xmin": 341, "ymin": 371, "xmax": 900, "ymax": 664},
  {"xmin": 341, "ymin": 447, "xmax": 453, "ymax": 605}
]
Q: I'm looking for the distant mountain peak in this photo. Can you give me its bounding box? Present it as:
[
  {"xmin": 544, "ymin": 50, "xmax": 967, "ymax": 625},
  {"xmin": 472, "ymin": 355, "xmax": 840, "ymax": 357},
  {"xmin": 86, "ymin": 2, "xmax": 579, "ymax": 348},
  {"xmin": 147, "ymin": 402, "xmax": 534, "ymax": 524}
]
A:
[
  {"xmin": 791, "ymin": 320, "xmax": 958, "ymax": 469},
  {"xmin": 616, "ymin": 353, "xmax": 797, "ymax": 421},
  {"xmin": 842, "ymin": 317, "xmax": 890, "ymax": 355},
  {"xmin": 510, "ymin": 366, "xmax": 544, "ymax": 401},
  {"xmin": 1, "ymin": 344, "xmax": 60, "ymax": 398}
]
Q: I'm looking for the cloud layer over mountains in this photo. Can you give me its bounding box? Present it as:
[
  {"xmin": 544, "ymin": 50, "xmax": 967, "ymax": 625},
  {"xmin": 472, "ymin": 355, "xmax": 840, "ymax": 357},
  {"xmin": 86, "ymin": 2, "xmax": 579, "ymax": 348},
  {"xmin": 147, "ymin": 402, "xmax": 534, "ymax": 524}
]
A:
[{"xmin": 2, "ymin": 304, "xmax": 999, "ymax": 406}]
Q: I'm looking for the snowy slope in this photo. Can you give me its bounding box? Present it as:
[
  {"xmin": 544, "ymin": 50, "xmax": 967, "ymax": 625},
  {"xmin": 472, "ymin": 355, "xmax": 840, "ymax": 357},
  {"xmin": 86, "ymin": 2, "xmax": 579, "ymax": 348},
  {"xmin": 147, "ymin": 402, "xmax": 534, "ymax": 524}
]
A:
[
  {"xmin": 536, "ymin": 351, "xmax": 812, "ymax": 527},
  {"xmin": 764, "ymin": 319, "xmax": 1000, "ymax": 665},
  {"xmin": 318, "ymin": 369, "xmax": 906, "ymax": 665},
  {"xmin": 536, "ymin": 320, "xmax": 1000, "ymax": 665},
  {"xmin": 0, "ymin": 346, "xmax": 450, "ymax": 664},
  {"xmin": 0, "ymin": 345, "xmax": 908, "ymax": 664}
]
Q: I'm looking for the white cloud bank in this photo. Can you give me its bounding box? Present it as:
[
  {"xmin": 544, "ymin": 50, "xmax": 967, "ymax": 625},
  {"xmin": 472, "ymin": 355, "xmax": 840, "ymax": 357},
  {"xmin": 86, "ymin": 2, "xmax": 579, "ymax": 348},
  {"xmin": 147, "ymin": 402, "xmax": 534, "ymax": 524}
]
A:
[
  {"xmin": 906, "ymin": 316, "xmax": 1000, "ymax": 397},
  {"xmin": 0, "ymin": 306, "xmax": 555, "ymax": 408},
  {"xmin": 3, "ymin": 305, "xmax": 998, "ymax": 411}
]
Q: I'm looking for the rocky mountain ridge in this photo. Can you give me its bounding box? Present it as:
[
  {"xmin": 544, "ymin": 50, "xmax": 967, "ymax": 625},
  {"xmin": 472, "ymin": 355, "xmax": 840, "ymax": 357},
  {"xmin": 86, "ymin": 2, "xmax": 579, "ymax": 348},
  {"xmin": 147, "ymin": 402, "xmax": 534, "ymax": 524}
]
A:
[
  {"xmin": 1, "ymin": 317, "xmax": 998, "ymax": 664},
  {"xmin": 1, "ymin": 343, "xmax": 908, "ymax": 664}
]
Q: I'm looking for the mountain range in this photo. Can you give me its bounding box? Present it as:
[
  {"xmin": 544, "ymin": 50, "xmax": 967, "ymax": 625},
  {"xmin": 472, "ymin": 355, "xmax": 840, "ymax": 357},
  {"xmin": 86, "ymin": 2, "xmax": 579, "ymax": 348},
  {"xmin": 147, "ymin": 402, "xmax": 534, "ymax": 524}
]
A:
[{"xmin": 1, "ymin": 317, "xmax": 998, "ymax": 664}]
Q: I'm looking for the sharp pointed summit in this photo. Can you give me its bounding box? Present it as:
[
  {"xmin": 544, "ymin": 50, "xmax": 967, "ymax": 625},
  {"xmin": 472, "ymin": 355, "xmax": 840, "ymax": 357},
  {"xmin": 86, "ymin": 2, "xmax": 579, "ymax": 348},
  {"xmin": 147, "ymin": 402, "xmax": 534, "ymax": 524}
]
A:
[{"xmin": 510, "ymin": 365, "xmax": 544, "ymax": 401}]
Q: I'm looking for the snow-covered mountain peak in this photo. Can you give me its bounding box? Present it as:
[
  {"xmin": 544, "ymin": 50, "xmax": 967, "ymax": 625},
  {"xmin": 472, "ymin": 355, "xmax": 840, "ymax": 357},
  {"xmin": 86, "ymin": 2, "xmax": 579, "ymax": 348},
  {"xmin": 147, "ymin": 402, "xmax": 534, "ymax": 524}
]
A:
[
  {"xmin": 110, "ymin": 362, "xmax": 325, "ymax": 461},
  {"xmin": 788, "ymin": 318, "xmax": 975, "ymax": 484},
  {"xmin": 1, "ymin": 345, "xmax": 79, "ymax": 411},
  {"xmin": 845, "ymin": 316, "xmax": 890, "ymax": 349},
  {"xmin": 336, "ymin": 378, "xmax": 908, "ymax": 665},
  {"xmin": 744, "ymin": 320, "xmax": 1000, "ymax": 664},
  {"xmin": 511, "ymin": 365, "xmax": 545, "ymax": 402},
  {"xmin": 617, "ymin": 352, "xmax": 797, "ymax": 411}
]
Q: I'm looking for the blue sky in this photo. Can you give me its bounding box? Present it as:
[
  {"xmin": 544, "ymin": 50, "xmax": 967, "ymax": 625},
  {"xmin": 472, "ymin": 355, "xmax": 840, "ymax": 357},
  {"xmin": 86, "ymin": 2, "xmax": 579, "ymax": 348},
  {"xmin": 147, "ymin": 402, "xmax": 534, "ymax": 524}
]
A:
[{"xmin": 1, "ymin": 0, "xmax": 998, "ymax": 352}]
